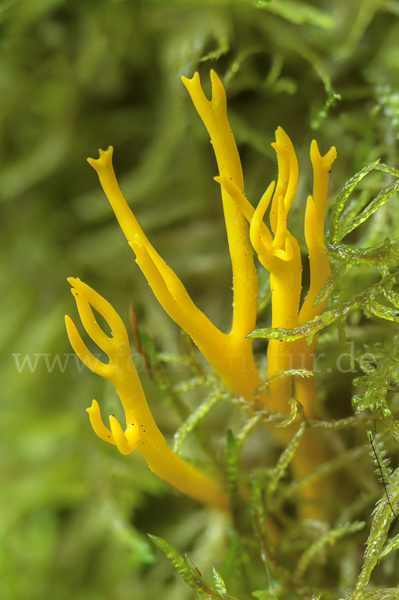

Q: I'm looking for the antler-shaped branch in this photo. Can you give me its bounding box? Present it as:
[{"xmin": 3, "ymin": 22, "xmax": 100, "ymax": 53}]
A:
[
  {"xmin": 86, "ymin": 73, "xmax": 262, "ymax": 401},
  {"xmin": 216, "ymin": 127, "xmax": 302, "ymax": 410},
  {"xmin": 181, "ymin": 71, "xmax": 258, "ymax": 341},
  {"xmin": 217, "ymin": 127, "xmax": 336, "ymax": 414},
  {"xmin": 215, "ymin": 130, "xmax": 336, "ymax": 518},
  {"xmin": 292, "ymin": 142, "xmax": 337, "ymax": 414},
  {"xmin": 300, "ymin": 141, "xmax": 337, "ymax": 324},
  {"xmin": 65, "ymin": 278, "xmax": 228, "ymax": 511}
]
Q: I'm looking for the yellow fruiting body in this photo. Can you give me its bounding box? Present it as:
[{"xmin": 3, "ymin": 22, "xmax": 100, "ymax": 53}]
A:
[
  {"xmin": 181, "ymin": 72, "xmax": 258, "ymax": 338},
  {"xmin": 216, "ymin": 124, "xmax": 336, "ymax": 413},
  {"xmin": 293, "ymin": 142, "xmax": 337, "ymax": 412},
  {"xmin": 67, "ymin": 71, "xmax": 337, "ymax": 518},
  {"xmin": 65, "ymin": 277, "xmax": 228, "ymax": 512},
  {"xmin": 87, "ymin": 145, "xmax": 260, "ymax": 401}
]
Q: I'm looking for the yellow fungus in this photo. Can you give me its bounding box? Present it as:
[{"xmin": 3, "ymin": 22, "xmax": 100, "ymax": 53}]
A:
[
  {"xmin": 217, "ymin": 122, "xmax": 336, "ymax": 413},
  {"xmin": 65, "ymin": 277, "xmax": 228, "ymax": 511},
  {"xmin": 86, "ymin": 73, "xmax": 261, "ymax": 401},
  {"xmin": 68, "ymin": 71, "xmax": 337, "ymax": 519}
]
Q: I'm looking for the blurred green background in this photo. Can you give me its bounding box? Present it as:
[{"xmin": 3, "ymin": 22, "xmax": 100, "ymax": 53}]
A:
[{"xmin": 2, "ymin": 0, "xmax": 399, "ymax": 598}]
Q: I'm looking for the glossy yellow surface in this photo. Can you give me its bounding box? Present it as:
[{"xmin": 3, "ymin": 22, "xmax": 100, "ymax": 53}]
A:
[
  {"xmin": 217, "ymin": 122, "xmax": 336, "ymax": 413},
  {"xmin": 86, "ymin": 74, "xmax": 260, "ymax": 400},
  {"xmin": 67, "ymin": 71, "xmax": 336, "ymax": 518},
  {"xmin": 65, "ymin": 278, "xmax": 228, "ymax": 511}
]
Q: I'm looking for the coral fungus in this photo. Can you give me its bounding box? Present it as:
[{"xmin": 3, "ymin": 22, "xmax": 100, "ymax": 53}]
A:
[{"xmin": 66, "ymin": 71, "xmax": 336, "ymax": 514}]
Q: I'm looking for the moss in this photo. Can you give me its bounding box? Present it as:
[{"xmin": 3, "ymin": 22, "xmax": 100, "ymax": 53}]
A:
[{"xmin": 3, "ymin": 1, "xmax": 399, "ymax": 599}]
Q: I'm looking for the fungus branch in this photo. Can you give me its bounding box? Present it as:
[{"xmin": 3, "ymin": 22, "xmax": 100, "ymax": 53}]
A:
[{"xmin": 65, "ymin": 277, "xmax": 228, "ymax": 512}]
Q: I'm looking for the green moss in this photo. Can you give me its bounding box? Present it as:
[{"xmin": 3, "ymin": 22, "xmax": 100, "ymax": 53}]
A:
[{"xmin": 3, "ymin": 0, "xmax": 399, "ymax": 598}]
